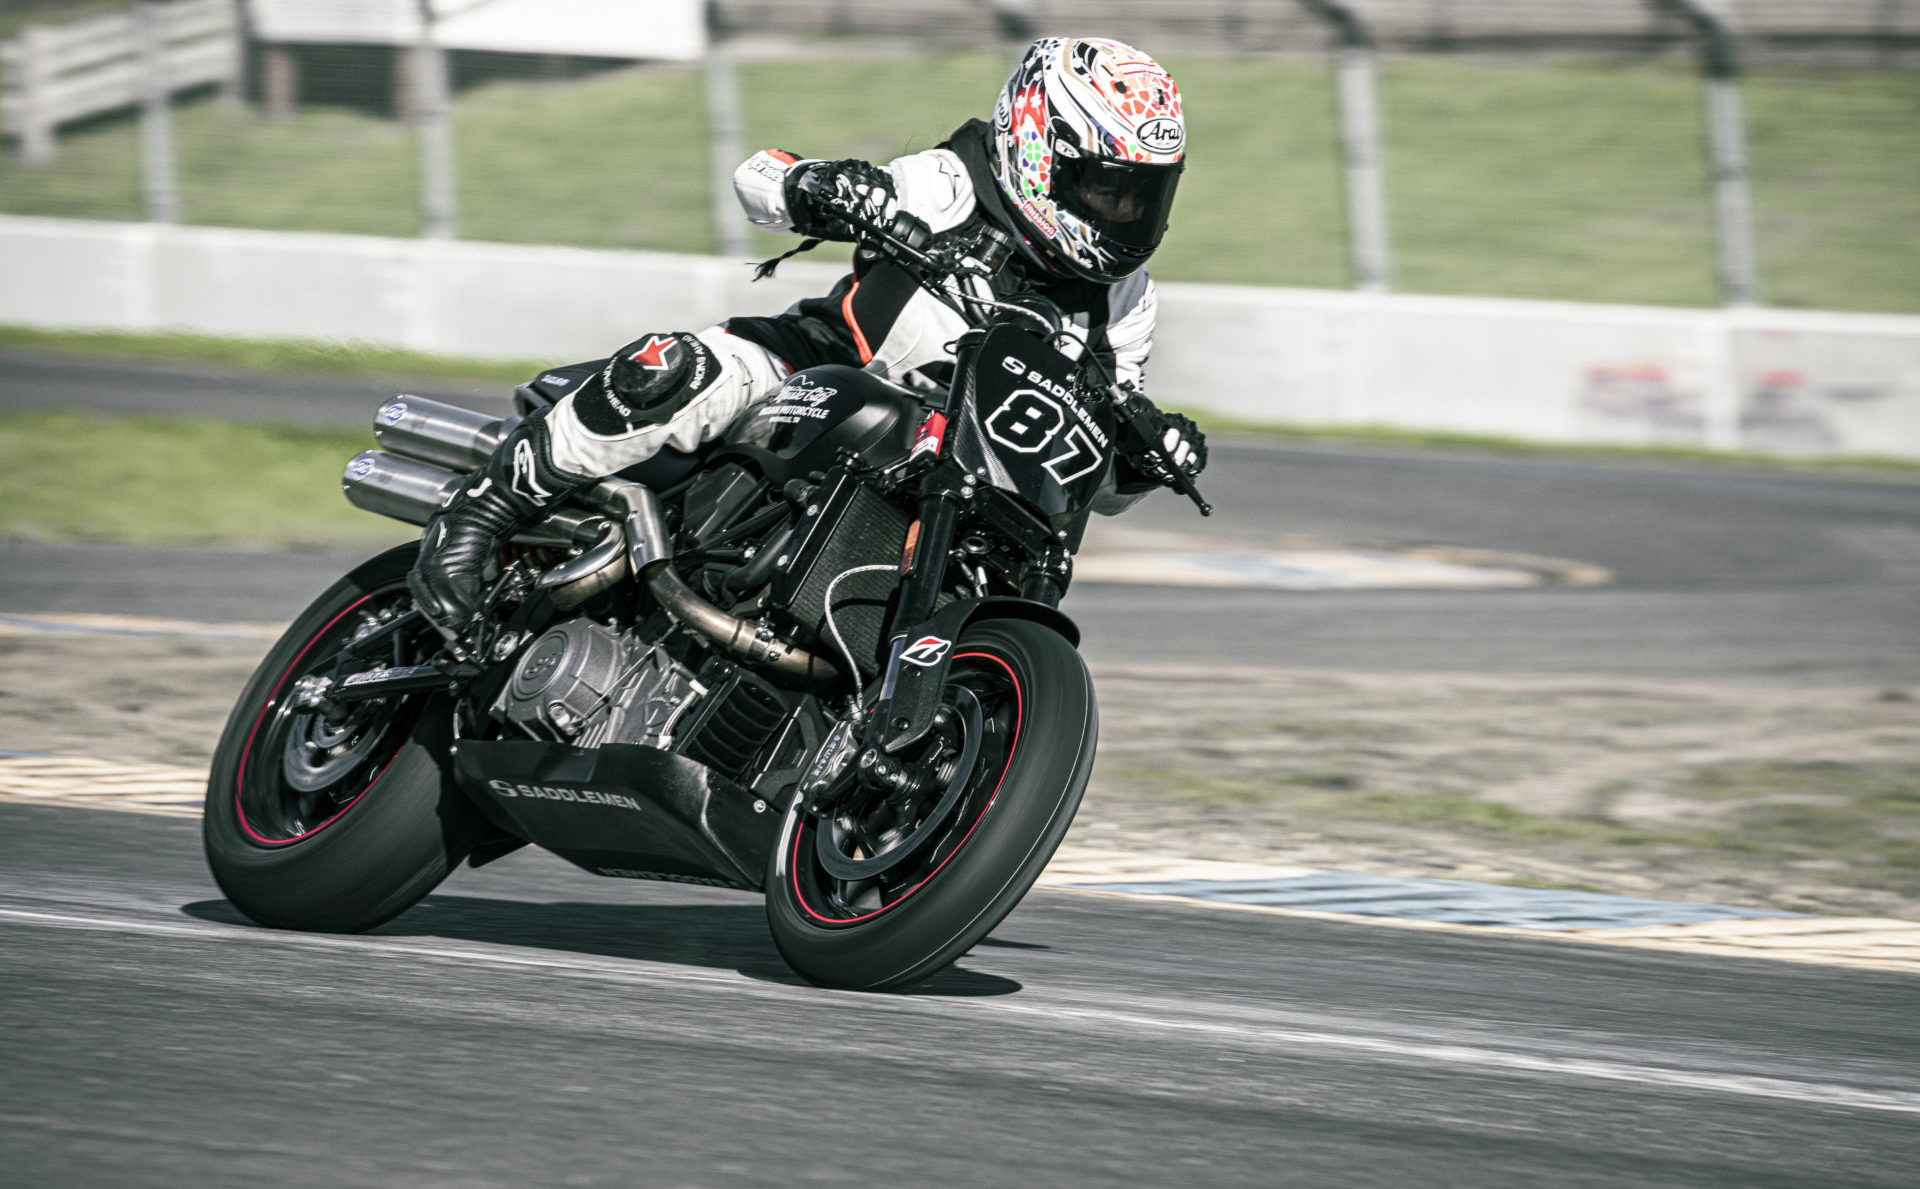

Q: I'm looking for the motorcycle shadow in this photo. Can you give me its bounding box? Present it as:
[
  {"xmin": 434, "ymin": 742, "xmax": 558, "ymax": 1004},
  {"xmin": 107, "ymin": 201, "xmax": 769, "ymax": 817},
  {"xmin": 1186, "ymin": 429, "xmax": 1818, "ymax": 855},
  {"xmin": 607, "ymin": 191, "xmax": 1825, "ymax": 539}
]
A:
[{"xmin": 181, "ymin": 895, "xmax": 1024, "ymax": 997}]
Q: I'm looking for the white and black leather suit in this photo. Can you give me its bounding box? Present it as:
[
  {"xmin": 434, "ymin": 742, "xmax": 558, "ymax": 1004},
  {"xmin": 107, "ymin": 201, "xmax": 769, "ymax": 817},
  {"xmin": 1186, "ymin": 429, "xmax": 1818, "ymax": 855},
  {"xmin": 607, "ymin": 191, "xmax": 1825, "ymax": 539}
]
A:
[{"xmin": 408, "ymin": 120, "xmax": 1200, "ymax": 635}]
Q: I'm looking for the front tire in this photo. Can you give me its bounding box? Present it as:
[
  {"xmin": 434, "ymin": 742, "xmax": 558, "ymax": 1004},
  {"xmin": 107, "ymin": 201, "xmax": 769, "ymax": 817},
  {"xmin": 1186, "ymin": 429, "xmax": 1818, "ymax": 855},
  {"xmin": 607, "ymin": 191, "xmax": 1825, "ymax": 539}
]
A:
[
  {"xmin": 203, "ymin": 543, "xmax": 490, "ymax": 933},
  {"xmin": 766, "ymin": 619, "xmax": 1097, "ymax": 990}
]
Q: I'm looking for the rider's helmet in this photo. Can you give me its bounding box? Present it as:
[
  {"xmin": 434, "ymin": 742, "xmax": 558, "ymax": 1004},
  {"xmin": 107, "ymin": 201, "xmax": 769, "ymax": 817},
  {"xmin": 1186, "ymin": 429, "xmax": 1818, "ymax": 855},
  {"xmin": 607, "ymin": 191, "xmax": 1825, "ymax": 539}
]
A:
[{"xmin": 990, "ymin": 37, "xmax": 1186, "ymax": 284}]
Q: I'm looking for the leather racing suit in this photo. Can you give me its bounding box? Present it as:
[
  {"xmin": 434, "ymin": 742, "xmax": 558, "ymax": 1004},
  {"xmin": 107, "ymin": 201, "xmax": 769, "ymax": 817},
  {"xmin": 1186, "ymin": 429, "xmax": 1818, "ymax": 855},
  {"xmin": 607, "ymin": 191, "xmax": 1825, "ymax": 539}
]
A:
[
  {"xmin": 407, "ymin": 120, "xmax": 1199, "ymax": 636},
  {"xmin": 544, "ymin": 120, "xmax": 1166, "ymax": 499}
]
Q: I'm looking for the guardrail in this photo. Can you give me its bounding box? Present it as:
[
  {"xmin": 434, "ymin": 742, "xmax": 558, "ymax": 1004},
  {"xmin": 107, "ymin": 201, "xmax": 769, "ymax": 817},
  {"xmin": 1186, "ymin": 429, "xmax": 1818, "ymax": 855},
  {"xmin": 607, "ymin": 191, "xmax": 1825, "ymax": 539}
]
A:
[
  {"xmin": 1, "ymin": 0, "xmax": 241, "ymax": 165},
  {"xmin": 4, "ymin": 215, "xmax": 1917, "ymax": 460}
]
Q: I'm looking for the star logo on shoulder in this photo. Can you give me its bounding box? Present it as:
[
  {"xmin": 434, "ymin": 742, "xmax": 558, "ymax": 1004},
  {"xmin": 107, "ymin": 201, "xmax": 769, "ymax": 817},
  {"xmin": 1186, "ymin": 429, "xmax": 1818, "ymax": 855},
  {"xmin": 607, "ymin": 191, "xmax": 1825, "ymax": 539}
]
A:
[{"xmin": 628, "ymin": 335, "xmax": 679, "ymax": 371}]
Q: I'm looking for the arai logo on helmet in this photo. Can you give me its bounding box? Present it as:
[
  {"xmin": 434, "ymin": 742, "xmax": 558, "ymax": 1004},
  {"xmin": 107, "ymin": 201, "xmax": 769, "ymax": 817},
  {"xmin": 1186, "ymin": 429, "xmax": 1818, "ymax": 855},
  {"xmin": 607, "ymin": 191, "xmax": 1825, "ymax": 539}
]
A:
[
  {"xmin": 378, "ymin": 401, "xmax": 408, "ymax": 425},
  {"xmin": 1136, "ymin": 117, "xmax": 1184, "ymax": 153}
]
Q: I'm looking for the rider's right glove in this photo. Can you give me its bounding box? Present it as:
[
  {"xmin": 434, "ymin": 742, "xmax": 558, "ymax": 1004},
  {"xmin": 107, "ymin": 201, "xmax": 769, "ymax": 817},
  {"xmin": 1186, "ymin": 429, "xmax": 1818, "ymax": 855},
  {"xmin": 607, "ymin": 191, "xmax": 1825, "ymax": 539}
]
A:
[
  {"xmin": 1116, "ymin": 410, "xmax": 1208, "ymax": 494},
  {"xmin": 787, "ymin": 158, "xmax": 899, "ymax": 239}
]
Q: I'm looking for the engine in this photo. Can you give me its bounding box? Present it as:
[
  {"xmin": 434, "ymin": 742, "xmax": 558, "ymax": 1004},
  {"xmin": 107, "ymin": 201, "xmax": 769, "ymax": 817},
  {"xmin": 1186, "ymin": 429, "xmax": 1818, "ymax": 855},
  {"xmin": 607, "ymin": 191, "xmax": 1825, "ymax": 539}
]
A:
[{"xmin": 494, "ymin": 619, "xmax": 706, "ymax": 749}]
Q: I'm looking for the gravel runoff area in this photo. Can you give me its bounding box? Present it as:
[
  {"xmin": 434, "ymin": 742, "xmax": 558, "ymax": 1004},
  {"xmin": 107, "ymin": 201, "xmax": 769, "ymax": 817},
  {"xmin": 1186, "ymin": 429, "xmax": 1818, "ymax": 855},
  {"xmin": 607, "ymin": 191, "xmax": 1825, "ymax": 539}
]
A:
[{"xmin": 5, "ymin": 629, "xmax": 1915, "ymax": 922}]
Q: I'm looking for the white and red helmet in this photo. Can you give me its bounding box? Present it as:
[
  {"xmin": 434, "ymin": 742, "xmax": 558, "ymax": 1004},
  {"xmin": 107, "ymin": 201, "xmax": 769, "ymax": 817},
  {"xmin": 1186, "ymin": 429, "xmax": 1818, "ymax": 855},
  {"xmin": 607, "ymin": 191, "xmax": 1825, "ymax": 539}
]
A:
[{"xmin": 991, "ymin": 37, "xmax": 1186, "ymax": 284}]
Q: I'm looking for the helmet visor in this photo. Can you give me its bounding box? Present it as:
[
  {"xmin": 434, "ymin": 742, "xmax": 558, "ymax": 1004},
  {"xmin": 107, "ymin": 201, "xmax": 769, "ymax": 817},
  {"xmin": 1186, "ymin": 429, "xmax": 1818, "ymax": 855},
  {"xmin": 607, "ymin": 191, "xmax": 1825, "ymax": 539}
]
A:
[{"xmin": 1054, "ymin": 155, "xmax": 1183, "ymax": 249}]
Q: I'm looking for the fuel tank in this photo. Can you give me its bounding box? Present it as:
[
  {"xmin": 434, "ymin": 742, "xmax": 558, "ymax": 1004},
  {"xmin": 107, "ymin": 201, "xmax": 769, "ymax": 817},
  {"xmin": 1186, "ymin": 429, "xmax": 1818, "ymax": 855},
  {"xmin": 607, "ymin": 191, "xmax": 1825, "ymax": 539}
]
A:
[{"xmin": 718, "ymin": 365, "xmax": 921, "ymax": 485}]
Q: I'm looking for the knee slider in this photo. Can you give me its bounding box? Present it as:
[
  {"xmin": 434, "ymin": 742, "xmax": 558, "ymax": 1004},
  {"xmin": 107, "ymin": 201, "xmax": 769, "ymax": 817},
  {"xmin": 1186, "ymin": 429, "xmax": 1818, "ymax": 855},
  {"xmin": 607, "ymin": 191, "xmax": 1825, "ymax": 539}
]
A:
[{"xmin": 579, "ymin": 332, "xmax": 722, "ymax": 437}]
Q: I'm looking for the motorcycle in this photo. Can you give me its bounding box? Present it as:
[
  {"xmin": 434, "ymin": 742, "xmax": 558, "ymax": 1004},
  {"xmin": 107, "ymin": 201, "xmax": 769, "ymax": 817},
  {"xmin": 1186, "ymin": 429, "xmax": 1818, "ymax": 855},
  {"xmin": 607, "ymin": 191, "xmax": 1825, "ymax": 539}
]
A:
[{"xmin": 202, "ymin": 189, "xmax": 1210, "ymax": 990}]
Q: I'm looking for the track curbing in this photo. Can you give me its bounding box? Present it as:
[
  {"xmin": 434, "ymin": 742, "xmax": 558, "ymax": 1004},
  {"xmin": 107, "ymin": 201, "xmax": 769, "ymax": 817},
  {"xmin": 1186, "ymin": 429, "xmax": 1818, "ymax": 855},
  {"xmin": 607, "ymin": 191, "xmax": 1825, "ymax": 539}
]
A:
[{"xmin": 5, "ymin": 753, "xmax": 1914, "ymax": 975}]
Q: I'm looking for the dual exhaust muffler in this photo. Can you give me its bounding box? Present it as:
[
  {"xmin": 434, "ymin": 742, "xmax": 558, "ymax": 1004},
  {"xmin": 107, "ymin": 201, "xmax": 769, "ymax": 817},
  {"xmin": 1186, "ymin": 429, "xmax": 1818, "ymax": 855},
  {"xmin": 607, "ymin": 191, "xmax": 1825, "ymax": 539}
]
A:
[{"xmin": 341, "ymin": 396, "xmax": 834, "ymax": 680}]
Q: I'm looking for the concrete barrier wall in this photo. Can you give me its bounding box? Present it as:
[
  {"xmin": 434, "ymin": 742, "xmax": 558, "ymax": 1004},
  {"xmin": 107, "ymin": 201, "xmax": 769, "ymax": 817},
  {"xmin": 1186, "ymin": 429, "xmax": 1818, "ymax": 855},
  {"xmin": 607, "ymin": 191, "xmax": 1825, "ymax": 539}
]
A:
[{"xmin": 4, "ymin": 214, "xmax": 1919, "ymax": 458}]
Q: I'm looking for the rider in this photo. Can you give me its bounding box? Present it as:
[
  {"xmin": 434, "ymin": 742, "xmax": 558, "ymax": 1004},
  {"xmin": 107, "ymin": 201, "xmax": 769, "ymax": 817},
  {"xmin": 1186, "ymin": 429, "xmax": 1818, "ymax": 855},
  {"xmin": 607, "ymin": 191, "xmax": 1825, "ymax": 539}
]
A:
[{"xmin": 409, "ymin": 36, "xmax": 1209, "ymax": 637}]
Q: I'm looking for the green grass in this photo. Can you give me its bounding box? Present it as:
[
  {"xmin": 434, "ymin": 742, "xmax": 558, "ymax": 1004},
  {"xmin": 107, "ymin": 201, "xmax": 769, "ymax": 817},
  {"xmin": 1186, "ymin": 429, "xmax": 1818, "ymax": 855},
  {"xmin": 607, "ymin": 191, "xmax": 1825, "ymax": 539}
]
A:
[
  {"xmin": 1380, "ymin": 59, "xmax": 1719, "ymax": 306},
  {"xmin": 0, "ymin": 325, "xmax": 543, "ymax": 383},
  {"xmin": 1680, "ymin": 762, "xmax": 1920, "ymax": 898},
  {"xmin": 0, "ymin": 412, "xmax": 410, "ymax": 547},
  {"xmin": 2, "ymin": 53, "xmax": 1914, "ymax": 310}
]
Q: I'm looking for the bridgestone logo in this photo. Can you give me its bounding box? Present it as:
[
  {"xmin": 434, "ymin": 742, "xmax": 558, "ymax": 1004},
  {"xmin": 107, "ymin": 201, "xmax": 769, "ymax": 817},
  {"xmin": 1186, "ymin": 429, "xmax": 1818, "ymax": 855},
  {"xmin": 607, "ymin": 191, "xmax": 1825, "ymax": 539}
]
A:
[{"xmin": 489, "ymin": 779, "xmax": 643, "ymax": 813}]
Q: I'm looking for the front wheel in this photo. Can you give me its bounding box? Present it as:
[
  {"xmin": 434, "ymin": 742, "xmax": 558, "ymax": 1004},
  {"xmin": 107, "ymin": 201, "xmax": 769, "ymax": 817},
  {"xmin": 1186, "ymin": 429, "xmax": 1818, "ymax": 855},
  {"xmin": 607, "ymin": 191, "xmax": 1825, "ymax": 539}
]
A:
[
  {"xmin": 203, "ymin": 543, "xmax": 490, "ymax": 933},
  {"xmin": 766, "ymin": 619, "xmax": 1097, "ymax": 990}
]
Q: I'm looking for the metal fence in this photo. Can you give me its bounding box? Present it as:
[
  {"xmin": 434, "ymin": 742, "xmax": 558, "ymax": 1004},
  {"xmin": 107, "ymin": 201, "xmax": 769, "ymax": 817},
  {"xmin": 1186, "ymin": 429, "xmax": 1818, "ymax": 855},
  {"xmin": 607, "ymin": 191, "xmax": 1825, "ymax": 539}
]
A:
[{"xmin": 1, "ymin": 0, "xmax": 1916, "ymax": 313}]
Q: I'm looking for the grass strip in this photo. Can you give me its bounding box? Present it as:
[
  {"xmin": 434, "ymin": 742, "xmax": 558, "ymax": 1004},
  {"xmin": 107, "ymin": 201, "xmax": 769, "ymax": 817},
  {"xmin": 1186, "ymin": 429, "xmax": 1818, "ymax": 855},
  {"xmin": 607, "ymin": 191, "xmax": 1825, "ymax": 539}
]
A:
[
  {"xmin": 0, "ymin": 413, "xmax": 412, "ymax": 548},
  {"xmin": 0, "ymin": 326, "xmax": 542, "ymax": 386}
]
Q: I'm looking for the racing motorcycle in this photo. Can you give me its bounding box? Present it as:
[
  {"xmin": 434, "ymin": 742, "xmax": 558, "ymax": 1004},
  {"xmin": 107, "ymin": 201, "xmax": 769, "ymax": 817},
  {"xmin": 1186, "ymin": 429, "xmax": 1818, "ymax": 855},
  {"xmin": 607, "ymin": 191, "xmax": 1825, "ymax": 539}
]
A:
[{"xmin": 202, "ymin": 190, "xmax": 1210, "ymax": 990}]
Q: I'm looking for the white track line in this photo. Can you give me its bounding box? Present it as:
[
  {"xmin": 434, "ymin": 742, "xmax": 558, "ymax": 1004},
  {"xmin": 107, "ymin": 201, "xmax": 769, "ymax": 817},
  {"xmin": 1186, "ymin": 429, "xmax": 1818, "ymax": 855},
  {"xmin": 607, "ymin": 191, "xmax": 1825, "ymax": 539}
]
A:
[
  {"xmin": 3, "ymin": 904, "xmax": 1917, "ymax": 1117},
  {"xmin": 7, "ymin": 761, "xmax": 1918, "ymax": 974}
]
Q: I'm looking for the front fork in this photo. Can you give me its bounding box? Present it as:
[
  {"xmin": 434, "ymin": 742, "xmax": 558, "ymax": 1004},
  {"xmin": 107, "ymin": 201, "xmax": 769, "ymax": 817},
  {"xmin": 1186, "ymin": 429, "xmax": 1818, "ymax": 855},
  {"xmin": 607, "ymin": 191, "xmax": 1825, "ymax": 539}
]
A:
[{"xmin": 867, "ymin": 465, "xmax": 967, "ymax": 748}]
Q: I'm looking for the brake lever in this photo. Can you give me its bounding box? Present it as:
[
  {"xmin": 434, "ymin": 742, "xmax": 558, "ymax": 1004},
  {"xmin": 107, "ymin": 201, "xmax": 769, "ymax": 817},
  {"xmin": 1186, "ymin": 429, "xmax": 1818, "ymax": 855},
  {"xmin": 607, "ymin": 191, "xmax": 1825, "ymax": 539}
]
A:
[{"xmin": 1110, "ymin": 388, "xmax": 1214, "ymax": 517}]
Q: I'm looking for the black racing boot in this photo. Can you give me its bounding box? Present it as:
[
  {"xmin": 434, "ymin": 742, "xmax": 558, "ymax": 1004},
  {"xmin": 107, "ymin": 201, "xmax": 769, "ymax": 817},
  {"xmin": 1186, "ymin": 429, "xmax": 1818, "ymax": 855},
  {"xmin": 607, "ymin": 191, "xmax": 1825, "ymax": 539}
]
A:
[{"xmin": 408, "ymin": 410, "xmax": 589, "ymax": 642}]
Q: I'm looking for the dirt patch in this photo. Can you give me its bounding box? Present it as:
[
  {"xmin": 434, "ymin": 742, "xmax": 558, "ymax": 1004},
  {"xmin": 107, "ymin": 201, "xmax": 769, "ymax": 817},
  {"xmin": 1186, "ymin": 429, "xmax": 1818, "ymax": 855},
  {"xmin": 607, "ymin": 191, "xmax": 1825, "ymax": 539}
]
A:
[
  {"xmin": 1079, "ymin": 665, "xmax": 1920, "ymax": 919},
  {"xmin": 5, "ymin": 632, "xmax": 1916, "ymax": 919}
]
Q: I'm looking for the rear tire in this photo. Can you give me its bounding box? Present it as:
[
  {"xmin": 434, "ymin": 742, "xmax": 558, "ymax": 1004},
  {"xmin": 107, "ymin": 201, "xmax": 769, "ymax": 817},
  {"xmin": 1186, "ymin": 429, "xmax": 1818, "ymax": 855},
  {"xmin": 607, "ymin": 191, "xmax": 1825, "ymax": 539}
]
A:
[
  {"xmin": 203, "ymin": 543, "xmax": 490, "ymax": 933},
  {"xmin": 766, "ymin": 619, "xmax": 1096, "ymax": 990}
]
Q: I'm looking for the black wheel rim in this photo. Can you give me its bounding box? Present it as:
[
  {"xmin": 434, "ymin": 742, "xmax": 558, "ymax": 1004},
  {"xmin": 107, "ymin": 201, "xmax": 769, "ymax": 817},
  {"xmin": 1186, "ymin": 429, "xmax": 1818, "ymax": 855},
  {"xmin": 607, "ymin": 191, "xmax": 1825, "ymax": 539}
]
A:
[
  {"xmin": 788, "ymin": 649, "xmax": 1024, "ymax": 926},
  {"xmin": 233, "ymin": 583, "xmax": 431, "ymax": 846}
]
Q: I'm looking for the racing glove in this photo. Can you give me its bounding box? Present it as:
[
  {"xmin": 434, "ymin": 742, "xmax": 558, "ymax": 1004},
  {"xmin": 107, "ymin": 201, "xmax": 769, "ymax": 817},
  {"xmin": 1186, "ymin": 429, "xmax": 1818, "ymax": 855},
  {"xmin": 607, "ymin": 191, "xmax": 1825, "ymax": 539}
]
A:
[
  {"xmin": 788, "ymin": 158, "xmax": 899, "ymax": 240},
  {"xmin": 408, "ymin": 410, "xmax": 589, "ymax": 644},
  {"xmin": 1115, "ymin": 409, "xmax": 1208, "ymax": 494}
]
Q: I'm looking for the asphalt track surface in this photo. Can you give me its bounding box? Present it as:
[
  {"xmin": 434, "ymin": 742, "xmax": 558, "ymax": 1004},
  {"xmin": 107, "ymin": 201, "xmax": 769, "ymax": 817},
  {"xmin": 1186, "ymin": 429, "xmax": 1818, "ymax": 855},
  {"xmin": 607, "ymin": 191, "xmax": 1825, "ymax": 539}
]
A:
[
  {"xmin": 5, "ymin": 802, "xmax": 1918, "ymax": 1189},
  {"xmin": 5, "ymin": 352, "xmax": 1920, "ymax": 1184}
]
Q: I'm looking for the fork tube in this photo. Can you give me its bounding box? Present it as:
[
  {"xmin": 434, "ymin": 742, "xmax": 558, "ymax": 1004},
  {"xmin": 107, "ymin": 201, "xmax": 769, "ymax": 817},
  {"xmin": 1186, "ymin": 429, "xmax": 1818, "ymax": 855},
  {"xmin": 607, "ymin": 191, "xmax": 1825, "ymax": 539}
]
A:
[{"xmin": 894, "ymin": 470, "xmax": 963, "ymax": 629}]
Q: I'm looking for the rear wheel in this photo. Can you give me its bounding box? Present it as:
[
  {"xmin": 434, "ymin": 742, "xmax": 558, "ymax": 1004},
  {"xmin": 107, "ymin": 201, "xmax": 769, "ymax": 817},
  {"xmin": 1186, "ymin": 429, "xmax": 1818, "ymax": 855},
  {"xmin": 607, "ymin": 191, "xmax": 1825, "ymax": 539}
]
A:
[
  {"xmin": 203, "ymin": 543, "xmax": 490, "ymax": 933},
  {"xmin": 766, "ymin": 619, "xmax": 1097, "ymax": 990}
]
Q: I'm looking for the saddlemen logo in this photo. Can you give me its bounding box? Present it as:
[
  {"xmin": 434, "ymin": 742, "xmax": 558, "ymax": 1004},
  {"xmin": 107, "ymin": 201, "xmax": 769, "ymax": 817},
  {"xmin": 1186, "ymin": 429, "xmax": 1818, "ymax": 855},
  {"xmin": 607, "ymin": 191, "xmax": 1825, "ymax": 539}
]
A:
[
  {"xmin": 488, "ymin": 779, "xmax": 643, "ymax": 813},
  {"xmin": 378, "ymin": 401, "xmax": 408, "ymax": 425},
  {"xmin": 900, "ymin": 635, "xmax": 952, "ymax": 667},
  {"xmin": 1136, "ymin": 117, "xmax": 1185, "ymax": 154}
]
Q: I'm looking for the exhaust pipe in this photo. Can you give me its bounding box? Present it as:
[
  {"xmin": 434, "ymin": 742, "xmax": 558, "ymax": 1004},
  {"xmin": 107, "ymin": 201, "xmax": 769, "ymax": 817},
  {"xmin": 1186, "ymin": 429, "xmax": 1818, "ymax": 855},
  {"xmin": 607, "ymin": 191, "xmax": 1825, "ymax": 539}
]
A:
[
  {"xmin": 342, "ymin": 451, "xmax": 604, "ymax": 548},
  {"xmin": 341, "ymin": 451, "xmax": 837, "ymax": 682},
  {"xmin": 587, "ymin": 478, "xmax": 836, "ymax": 682},
  {"xmin": 373, "ymin": 395, "xmax": 517, "ymax": 472}
]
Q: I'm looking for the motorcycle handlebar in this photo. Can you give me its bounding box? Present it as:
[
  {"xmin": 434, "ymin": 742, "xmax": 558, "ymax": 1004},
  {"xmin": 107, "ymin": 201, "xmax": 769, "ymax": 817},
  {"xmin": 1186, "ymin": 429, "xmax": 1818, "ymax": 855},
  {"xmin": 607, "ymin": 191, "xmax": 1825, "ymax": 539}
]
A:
[{"xmin": 797, "ymin": 168, "xmax": 1212, "ymax": 516}]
